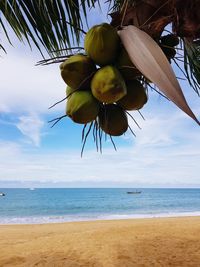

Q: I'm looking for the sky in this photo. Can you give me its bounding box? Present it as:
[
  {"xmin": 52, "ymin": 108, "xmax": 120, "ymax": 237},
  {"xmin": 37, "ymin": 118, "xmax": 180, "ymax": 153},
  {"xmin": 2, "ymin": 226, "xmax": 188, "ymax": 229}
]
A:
[{"xmin": 0, "ymin": 5, "xmax": 199, "ymax": 188}]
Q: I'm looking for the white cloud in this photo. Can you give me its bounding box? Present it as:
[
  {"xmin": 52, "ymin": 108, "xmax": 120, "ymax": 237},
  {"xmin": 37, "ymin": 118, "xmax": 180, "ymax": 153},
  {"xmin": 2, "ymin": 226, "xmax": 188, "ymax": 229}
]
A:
[
  {"xmin": 0, "ymin": 46, "xmax": 65, "ymax": 147},
  {"xmin": 0, "ymin": 141, "xmax": 21, "ymax": 156},
  {"xmin": 0, "ymin": 88, "xmax": 199, "ymax": 187},
  {"xmin": 15, "ymin": 114, "xmax": 44, "ymax": 147},
  {"xmin": 124, "ymin": 92, "xmax": 199, "ymax": 148},
  {"xmin": 0, "ymin": 115, "xmax": 199, "ymax": 186},
  {"xmin": 0, "ymin": 50, "xmax": 65, "ymax": 114}
]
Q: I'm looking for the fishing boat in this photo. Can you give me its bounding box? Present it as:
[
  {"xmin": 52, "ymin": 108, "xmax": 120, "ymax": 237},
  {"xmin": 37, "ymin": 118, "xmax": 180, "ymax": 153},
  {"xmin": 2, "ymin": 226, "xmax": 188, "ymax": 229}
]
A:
[
  {"xmin": 0, "ymin": 192, "xmax": 5, "ymax": 196},
  {"xmin": 127, "ymin": 191, "xmax": 141, "ymax": 194},
  {"xmin": 29, "ymin": 188, "xmax": 35, "ymax": 191}
]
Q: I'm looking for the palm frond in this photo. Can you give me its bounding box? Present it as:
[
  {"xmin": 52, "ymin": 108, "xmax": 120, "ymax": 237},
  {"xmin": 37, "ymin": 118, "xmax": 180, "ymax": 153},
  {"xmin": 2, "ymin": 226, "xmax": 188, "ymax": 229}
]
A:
[
  {"xmin": 0, "ymin": 0, "xmax": 99, "ymax": 56},
  {"xmin": 183, "ymin": 39, "xmax": 200, "ymax": 96}
]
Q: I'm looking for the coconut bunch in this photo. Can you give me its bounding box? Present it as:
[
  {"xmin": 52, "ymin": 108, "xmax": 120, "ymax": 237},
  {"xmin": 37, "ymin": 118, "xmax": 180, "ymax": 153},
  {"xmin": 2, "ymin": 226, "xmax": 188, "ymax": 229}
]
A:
[
  {"xmin": 58, "ymin": 23, "xmax": 148, "ymax": 146},
  {"xmin": 46, "ymin": 21, "xmax": 199, "ymax": 153},
  {"xmin": 159, "ymin": 34, "xmax": 179, "ymax": 62},
  {"xmin": 46, "ymin": 21, "xmax": 199, "ymax": 154}
]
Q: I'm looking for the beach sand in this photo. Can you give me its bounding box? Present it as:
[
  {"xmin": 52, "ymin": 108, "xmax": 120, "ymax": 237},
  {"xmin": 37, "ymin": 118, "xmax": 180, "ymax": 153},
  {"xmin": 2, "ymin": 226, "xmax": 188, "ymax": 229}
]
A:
[{"xmin": 0, "ymin": 217, "xmax": 200, "ymax": 267}]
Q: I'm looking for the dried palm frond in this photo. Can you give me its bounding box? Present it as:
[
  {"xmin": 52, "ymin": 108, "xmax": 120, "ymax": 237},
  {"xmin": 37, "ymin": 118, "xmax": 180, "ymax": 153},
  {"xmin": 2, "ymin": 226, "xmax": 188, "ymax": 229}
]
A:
[{"xmin": 118, "ymin": 25, "xmax": 199, "ymax": 125}]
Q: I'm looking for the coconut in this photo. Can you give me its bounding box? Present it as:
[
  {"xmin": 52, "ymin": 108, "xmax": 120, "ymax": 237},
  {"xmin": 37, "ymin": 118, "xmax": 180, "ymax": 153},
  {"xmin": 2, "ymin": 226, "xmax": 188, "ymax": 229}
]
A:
[
  {"xmin": 161, "ymin": 45, "xmax": 176, "ymax": 60},
  {"xmin": 98, "ymin": 104, "xmax": 128, "ymax": 136},
  {"xmin": 66, "ymin": 85, "xmax": 91, "ymax": 98},
  {"xmin": 116, "ymin": 48, "xmax": 141, "ymax": 80},
  {"xmin": 66, "ymin": 86, "xmax": 76, "ymax": 98},
  {"xmin": 84, "ymin": 23, "xmax": 120, "ymax": 66},
  {"xmin": 66, "ymin": 91, "xmax": 100, "ymax": 124},
  {"xmin": 60, "ymin": 54, "xmax": 96, "ymax": 89},
  {"xmin": 117, "ymin": 80, "xmax": 147, "ymax": 110},
  {"xmin": 160, "ymin": 34, "xmax": 179, "ymax": 47},
  {"xmin": 91, "ymin": 66, "xmax": 127, "ymax": 104}
]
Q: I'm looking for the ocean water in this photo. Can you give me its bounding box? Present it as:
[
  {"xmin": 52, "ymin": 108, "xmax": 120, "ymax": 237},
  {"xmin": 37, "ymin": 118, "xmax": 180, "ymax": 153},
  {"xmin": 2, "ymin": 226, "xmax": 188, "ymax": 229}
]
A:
[{"xmin": 0, "ymin": 188, "xmax": 200, "ymax": 224}]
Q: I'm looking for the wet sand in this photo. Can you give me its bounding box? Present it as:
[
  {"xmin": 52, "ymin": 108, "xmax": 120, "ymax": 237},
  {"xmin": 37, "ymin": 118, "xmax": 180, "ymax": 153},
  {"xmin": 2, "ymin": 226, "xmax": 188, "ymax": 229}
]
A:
[{"xmin": 0, "ymin": 216, "xmax": 200, "ymax": 266}]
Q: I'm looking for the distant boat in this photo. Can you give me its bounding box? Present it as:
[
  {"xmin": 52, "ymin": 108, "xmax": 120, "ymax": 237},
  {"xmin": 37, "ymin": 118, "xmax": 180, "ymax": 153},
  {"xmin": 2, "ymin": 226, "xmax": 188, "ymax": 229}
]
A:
[
  {"xmin": 0, "ymin": 192, "xmax": 5, "ymax": 196},
  {"xmin": 29, "ymin": 188, "xmax": 35, "ymax": 191},
  {"xmin": 127, "ymin": 191, "xmax": 141, "ymax": 194}
]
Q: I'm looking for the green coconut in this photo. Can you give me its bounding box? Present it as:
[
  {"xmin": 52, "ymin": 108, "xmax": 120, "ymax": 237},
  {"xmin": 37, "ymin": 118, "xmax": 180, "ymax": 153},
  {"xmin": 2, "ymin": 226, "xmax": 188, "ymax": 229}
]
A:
[
  {"xmin": 66, "ymin": 91, "xmax": 100, "ymax": 124},
  {"xmin": 84, "ymin": 23, "xmax": 120, "ymax": 66},
  {"xmin": 66, "ymin": 86, "xmax": 76, "ymax": 98},
  {"xmin": 60, "ymin": 54, "xmax": 96, "ymax": 89},
  {"xmin": 160, "ymin": 34, "xmax": 179, "ymax": 47},
  {"xmin": 116, "ymin": 48, "xmax": 141, "ymax": 81},
  {"xmin": 117, "ymin": 80, "xmax": 147, "ymax": 110},
  {"xmin": 98, "ymin": 104, "xmax": 128, "ymax": 136},
  {"xmin": 91, "ymin": 66, "xmax": 127, "ymax": 104}
]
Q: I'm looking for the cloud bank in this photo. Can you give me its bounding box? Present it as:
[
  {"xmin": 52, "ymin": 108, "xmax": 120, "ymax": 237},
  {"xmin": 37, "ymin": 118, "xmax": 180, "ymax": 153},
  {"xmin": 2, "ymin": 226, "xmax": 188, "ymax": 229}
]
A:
[{"xmin": 0, "ymin": 111, "xmax": 199, "ymax": 187}]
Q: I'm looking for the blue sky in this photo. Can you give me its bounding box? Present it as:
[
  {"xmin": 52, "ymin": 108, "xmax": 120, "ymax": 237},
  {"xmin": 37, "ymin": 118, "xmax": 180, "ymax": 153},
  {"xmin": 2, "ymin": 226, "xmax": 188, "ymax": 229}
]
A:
[{"xmin": 0, "ymin": 6, "xmax": 199, "ymax": 188}]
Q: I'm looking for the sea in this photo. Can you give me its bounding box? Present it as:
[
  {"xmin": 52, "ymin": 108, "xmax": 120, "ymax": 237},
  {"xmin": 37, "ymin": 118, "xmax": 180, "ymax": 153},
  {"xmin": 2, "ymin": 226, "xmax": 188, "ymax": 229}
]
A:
[{"xmin": 0, "ymin": 188, "xmax": 200, "ymax": 224}]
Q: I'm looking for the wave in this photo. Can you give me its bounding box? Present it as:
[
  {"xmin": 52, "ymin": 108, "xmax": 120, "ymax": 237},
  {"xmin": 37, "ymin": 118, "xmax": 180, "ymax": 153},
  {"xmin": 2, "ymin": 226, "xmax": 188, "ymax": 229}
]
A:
[{"xmin": 1, "ymin": 211, "xmax": 200, "ymax": 225}]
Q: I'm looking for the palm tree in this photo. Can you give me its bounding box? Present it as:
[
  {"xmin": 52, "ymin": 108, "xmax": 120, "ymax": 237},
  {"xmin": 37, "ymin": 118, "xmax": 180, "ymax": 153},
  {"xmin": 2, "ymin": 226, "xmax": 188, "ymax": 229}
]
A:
[
  {"xmin": 1, "ymin": 1, "xmax": 199, "ymax": 55},
  {"xmin": 1, "ymin": 0, "xmax": 199, "ymax": 134}
]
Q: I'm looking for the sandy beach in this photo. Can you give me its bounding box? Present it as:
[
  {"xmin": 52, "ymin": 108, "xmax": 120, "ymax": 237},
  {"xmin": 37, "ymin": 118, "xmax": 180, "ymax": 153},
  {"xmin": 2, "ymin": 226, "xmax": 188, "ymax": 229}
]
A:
[{"xmin": 0, "ymin": 216, "xmax": 200, "ymax": 267}]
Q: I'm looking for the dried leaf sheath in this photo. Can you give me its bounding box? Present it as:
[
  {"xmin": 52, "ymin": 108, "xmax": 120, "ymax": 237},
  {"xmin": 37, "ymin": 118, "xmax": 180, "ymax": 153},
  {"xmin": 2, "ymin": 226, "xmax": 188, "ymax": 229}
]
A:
[{"xmin": 118, "ymin": 25, "xmax": 199, "ymax": 125}]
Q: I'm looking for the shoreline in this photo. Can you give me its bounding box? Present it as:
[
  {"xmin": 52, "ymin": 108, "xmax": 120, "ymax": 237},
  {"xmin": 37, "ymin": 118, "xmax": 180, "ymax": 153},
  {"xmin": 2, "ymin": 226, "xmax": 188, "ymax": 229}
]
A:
[
  {"xmin": 1, "ymin": 211, "xmax": 200, "ymax": 225},
  {"xmin": 1, "ymin": 214, "xmax": 200, "ymax": 227},
  {"xmin": 1, "ymin": 216, "xmax": 200, "ymax": 266}
]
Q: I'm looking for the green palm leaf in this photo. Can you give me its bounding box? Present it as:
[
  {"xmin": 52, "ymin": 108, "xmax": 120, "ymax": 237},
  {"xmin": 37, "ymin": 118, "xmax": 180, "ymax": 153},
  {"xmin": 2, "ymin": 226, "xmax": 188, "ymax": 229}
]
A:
[
  {"xmin": 0, "ymin": 0, "xmax": 103, "ymax": 56},
  {"xmin": 184, "ymin": 40, "xmax": 200, "ymax": 96}
]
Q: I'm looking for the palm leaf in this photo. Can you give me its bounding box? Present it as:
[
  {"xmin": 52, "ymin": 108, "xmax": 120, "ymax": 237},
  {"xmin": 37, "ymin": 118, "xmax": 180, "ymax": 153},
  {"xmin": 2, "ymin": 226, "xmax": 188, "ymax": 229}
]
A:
[
  {"xmin": 184, "ymin": 39, "xmax": 200, "ymax": 96},
  {"xmin": 0, "ymin": 0, "xmax": 99, "ymax": 56}
]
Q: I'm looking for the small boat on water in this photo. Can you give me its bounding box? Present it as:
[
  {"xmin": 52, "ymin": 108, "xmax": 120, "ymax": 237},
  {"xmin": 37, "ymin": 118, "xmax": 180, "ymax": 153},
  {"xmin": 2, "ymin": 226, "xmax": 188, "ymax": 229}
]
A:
[
  {"xmin": 127, "ymin": 191, "xmax": 141, "ymax": 194},
  {"xmin": 0, "ymin": 192, "xmax": 5, "ymax": 196}
]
